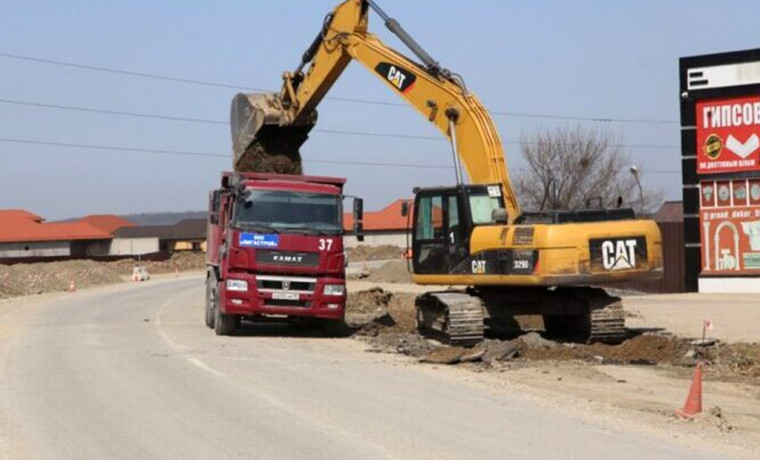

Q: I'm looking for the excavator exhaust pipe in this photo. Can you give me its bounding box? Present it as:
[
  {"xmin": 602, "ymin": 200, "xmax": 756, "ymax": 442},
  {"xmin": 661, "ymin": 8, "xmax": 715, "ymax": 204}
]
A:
[{"xmin": 230, "ymin": 92, "xmax": 316, "ymax": 174}]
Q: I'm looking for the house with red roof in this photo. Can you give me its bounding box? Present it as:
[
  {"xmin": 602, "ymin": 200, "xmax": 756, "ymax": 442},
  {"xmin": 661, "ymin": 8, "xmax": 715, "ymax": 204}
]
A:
[
  {"xmin": 0, "ymin": 210, "xmax": 134, "ymax": 262},
  {"xmin": 343, "ymin": 199, "xmax": 412, "ymax": 248}
]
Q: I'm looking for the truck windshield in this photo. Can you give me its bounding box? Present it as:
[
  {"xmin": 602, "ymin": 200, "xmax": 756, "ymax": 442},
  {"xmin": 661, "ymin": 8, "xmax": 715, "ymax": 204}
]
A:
[{"xmin": 234, "ymin": 190, "xmax": 342, "ymax": 234}]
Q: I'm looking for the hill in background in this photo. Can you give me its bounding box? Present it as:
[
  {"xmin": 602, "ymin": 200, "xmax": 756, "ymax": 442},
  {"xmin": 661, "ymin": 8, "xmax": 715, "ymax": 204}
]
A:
[{"xmin": 118, "ymin": 211, "xmax": 207, "ymax": 226}]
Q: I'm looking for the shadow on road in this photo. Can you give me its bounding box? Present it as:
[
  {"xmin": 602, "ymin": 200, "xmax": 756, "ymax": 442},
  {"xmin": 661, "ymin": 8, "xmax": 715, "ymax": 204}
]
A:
[{"xmin": 229, "ymin": 319, "xmax": 355, "ymax": 339}]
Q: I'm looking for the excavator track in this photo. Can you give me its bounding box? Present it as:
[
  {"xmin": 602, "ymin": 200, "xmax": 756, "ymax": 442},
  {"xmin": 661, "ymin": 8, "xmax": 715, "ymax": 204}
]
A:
[
  {"xmin": 542, "ymin": 287, "xmax": 627, "ymax": 344},
  {"xmin": 415, "ymin": 292, "xmax": 484, "ymax": 347},
  {"xmin": 417, "ymin": 287, "xmax": 626, "ymax": 346},
  {"xmin": 585, "ymin": 290, "xmax": 627, "ymax": 344}
]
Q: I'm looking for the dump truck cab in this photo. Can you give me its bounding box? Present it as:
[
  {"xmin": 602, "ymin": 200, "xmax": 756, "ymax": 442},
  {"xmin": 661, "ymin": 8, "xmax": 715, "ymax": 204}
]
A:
[{"xmin": 205, "ymin": 171, "xmax": 362, "ymax": 335}]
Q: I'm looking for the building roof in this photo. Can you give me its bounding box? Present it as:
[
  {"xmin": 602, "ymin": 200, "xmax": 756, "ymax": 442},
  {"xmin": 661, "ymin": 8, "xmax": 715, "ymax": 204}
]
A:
[
  {"xmin": 80, "ymin": 215, "xmax": 135, "ymax": 233},
  {"xmin": 653, "ymin": 201, "xmax": 683, "ymax": 223},
  {"xmin": 0, "ymin": 210, "xmax": 131, "ymax": 243},
  {"xmin": 344, "ymin": 199, "xmax": 412, "ymax": 232},
  {"xmin": 114, "ymin": 218, "xmax": 207, "ymax": 240}
]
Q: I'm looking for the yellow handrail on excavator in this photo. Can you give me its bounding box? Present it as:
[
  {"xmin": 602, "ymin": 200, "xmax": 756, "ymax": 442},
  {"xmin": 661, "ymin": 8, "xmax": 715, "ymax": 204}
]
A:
[{"xmin": 231, "ymin": 0, "xmax": 520, "ymax": 222}]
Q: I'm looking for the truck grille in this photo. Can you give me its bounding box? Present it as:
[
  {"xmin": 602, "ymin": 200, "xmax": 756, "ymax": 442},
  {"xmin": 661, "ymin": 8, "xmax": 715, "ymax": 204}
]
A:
[
  {"xmin": 256, "ymin": 275, "xmax": 316, "ymax": 294},
  {"xmin": 265, "ymin": 299, "xmax": 311, "ymax": 308}
]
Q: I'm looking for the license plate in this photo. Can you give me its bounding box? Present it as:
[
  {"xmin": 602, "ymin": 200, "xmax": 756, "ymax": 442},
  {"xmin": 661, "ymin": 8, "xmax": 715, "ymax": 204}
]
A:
[{"xmin": 272, "ymin": 292, "xmax": 300, "ymax": 300}]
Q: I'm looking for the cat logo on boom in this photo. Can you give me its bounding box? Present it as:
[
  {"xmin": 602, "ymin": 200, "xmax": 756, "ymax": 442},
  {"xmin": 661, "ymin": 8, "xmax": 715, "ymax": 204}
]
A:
[
  {"xmin": 374, "ymin": 62, "xmax": 416, "ymax": 93},
  {"xmin": 601, "ymin": 239, "xmax": 638, "ymax": 270}
]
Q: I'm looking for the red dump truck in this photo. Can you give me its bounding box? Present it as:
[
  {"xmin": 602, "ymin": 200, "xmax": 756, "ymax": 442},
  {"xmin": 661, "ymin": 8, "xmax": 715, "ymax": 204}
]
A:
[{"xmin": 205, "ymin": 172, "xmax": 363, "ymax": 335}]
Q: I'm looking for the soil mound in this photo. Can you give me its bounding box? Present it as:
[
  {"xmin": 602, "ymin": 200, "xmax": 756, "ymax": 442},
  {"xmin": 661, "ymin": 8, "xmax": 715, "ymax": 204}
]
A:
[
  {"xmin": 366, "ymin": 260, "xmax": 413, "ymax": 284},
  {"xmin": 0, "ymin": 260, "xmax": 123, "ymax": 298},
  {"xmin": 347, "ymin": 245, "xmax": 404, "ymax": 262},
  {"xmin": 345, "ymin": 287, "xmax": 416, "ymax": 335}
]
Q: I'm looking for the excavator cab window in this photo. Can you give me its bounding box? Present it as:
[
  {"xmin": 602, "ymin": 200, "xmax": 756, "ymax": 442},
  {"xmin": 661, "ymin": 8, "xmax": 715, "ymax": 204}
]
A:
[
  {"xmin": 413, "ymin": 188, "xmax": 471, "ymax": 274},
  {"xmin": 413, "ymin": 185, "xmax": 506, "ymax": 275}
]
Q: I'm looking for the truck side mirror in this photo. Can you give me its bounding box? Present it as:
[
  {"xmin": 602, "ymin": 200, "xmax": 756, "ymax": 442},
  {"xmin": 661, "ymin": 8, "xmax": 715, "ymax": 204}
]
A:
[
  {"xmin": 400, "ymin": 201, "xmax": 409, "ymax": 217},
  {"xmin": 492, "ymin": 208, "xmax": 508, "ymax": 224},
  {"xmin": 353, "ymin": 198, "xmax": 364, "ymax": 242}
]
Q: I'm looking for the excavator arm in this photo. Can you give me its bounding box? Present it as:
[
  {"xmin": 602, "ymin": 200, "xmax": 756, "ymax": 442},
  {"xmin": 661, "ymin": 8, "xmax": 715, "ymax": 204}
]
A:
[{"xmin": 231, "ymin": 0, "xmax": 520, "ymax": 220}]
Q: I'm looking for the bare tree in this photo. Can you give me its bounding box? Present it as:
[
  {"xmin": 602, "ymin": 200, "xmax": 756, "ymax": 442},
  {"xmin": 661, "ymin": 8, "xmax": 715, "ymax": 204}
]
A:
[{"xmin": 515, "ymin": 126, "xmax": 663, "ymax": 214}]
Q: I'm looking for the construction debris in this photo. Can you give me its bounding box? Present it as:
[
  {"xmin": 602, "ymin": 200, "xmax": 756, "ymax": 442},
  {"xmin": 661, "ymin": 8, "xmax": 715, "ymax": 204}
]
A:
[{"xmin": 344, "ymin": 286, "xmax": 760, "ymax": 384}]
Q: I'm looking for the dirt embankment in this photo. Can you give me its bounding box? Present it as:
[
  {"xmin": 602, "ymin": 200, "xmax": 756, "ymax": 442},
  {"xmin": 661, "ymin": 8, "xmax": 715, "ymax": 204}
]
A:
[
  {"xmin": 344, "ymin": 286, "xmax": 760, "ymax": 384},
  {"xmin": 0, "ymin": 252, "xmax": 206, "ymax": 298},
  {"xmin": 364, "ymin": 260, "xmax": 413, "ymax": 284},
  {"xmin": 347, "ymin": 245, "xmax": 404, "ymax": 262}
]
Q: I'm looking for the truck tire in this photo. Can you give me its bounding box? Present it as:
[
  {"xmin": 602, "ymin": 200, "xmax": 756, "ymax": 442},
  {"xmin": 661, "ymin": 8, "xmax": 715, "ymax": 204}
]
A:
[
  {"xmin": 214, "ymin": 282, "xmax": 237, "ymax": 336},
  {"xmin": 204, "ymin": 275, "xmax": 215, "ymax": 329}
]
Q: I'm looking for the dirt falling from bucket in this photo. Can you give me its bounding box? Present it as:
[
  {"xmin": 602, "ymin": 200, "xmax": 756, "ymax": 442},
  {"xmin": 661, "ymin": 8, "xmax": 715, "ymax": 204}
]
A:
[{"xmin": 235, "ymin": 140, "xmax": 303, "ymax": 175}]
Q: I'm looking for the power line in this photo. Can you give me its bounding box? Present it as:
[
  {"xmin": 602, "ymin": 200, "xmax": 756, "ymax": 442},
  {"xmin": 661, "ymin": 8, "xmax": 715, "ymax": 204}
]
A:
[
  {"xmin": 0, "ymin": 51, "xmax": 679, "ymax": 125},
  {"xmin": 0, "ymin": 98, "xmax": 226, "ymax": 125},
  {"xmin": 0, "ymin": 136, "xmax": 681, "ymax": 174},
  {"xmin": 0, "ymin": 97, "xmax": 681, "ymax": 149},
  {"xmin": 0, "ymin": 52, "xmax": 269, "ymax": 92},
  {"xmin": 0, "ymin": 136, "xmax": 452, "ymax": 169}
]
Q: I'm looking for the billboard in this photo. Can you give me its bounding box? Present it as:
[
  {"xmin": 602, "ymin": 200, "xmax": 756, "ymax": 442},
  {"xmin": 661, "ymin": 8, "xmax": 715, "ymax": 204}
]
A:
[
  {"xmin": 699, "ymin": 178, "xmax": 760, "ymax": 275},
  {"xmin": 696, "ymin": 95, "xmax": 760, "ymax": 174}
]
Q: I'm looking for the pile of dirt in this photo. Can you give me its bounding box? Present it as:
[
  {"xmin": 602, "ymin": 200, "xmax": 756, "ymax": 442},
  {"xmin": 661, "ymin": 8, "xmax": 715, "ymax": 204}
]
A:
[
  {"xmin": 711, "ymin": 343, "xmax": 760, "ymax": 381},
  {"xmin": 0, "ymin": 260, "xmax": 124, "ymax": 298},
  {"xmin": 109, "ymin": 251, "xmax": 206, "ymax": 275},
  {"xmin": 345, "ymin": 287, "xmax": 416, "ymax": 336},
  {"xmin": 365, "ymin": 260, "xmax": 413, "ymax": 284},
  {"xmin": 515, "ymin": 334, "xmax": 690, "ymax": 365},
  {"xmin": 0, "ymin": 252, "xmax": 208, "ymax": 299},
  {"xmin": 347, "ymin": 245, "xmax": 404, "ymax": 262},
  {"xmin": 346, "ymin": 293, "xmax": 760, "ymax": 382}
]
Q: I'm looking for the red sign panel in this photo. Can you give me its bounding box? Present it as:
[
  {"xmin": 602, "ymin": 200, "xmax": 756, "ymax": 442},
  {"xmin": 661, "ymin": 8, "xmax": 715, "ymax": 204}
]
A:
[
  {"xmin": 696, "ymin": 95, "xmax": 760, "ymax": 174},
  {"xmin": 700, "ymin": 179, "xmax": 760, "ymax": 275}
]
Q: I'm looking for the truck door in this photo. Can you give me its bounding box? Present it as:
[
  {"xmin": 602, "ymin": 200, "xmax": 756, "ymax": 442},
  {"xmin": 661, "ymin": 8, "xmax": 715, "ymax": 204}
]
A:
[{"xmin": 413, "ymin": 190, "xmax": 470, "ymax": 275}]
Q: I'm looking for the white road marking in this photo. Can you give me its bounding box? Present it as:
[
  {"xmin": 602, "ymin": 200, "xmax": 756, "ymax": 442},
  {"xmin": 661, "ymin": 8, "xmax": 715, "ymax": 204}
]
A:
[
  {"xmin": 186, "ymin": 357, "xmax": 224, "ymax": 377},
  {"xmin": 151, "ymin": 286, "xmax": 402, "ymax": 460}
]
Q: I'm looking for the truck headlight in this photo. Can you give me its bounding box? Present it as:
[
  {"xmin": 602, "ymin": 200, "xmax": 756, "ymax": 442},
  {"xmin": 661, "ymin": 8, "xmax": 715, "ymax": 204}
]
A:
[
  {"xmin": 226, "ymin": 279, "xmax": 248, "ymax": 291},
  {"xmin": 323, "ymin": 284, "xmax": 345, "ymax": 296}
]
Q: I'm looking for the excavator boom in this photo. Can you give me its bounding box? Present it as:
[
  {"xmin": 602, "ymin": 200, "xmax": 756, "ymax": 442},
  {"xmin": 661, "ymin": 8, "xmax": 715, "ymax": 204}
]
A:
[{"xmin": 231, "ymin": 0, "xmax": 520, "ymax": 220}]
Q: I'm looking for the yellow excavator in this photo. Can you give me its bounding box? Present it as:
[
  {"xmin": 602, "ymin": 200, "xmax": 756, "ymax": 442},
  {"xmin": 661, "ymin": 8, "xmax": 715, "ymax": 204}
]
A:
[{"xmin": 230, "ymin": 0, "xmax": 663, "ymax": 345}]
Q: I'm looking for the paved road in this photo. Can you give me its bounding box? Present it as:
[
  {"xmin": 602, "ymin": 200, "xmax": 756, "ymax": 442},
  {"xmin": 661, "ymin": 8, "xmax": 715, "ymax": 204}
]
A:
[{"xmin": 0, "ymin": 278, "xmax": 744, "ymax": 459}]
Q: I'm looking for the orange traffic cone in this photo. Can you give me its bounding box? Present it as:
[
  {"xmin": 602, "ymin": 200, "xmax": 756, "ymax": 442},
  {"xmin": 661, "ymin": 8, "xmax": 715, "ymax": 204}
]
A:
[
  {"xmin": 675, "ymin": 362, "xmax": 703, "ymax": 417},
  {"xmin": 68, "ymin": 279, "xmax": 76, "ymax": 292}
]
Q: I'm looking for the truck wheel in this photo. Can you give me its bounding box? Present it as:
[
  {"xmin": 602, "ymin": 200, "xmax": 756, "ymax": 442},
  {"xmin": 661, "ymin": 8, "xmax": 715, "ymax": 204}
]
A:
[
  {"xmin": 204, "ymin": 277, "xmax": 215, "ymax": 329},
  {"xmin": 214, "ymin": 285, "xmax": 237, "ymax": 336}
]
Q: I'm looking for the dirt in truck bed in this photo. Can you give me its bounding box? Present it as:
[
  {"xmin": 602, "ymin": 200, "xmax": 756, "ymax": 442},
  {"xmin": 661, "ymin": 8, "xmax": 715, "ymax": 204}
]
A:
[{"xmin": 344, "ymin": 286, "xmax": 760, "ymax": 385}]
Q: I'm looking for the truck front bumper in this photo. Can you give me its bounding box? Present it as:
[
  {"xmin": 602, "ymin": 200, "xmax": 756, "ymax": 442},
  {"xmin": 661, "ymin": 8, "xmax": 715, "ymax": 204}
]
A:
[{"xmin": 219, "ymin": 273, "xmax": 345, "ymax": 320}]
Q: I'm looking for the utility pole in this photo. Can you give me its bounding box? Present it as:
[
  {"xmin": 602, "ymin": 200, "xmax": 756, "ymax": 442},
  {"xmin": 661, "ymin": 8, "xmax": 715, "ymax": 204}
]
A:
[{"xmin": 630, "ymin": 165, "xmax": 644, "ymax": 215}]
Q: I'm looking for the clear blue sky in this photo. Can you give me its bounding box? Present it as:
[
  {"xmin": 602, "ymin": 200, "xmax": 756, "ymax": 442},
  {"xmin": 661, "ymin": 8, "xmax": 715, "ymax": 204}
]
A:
[{"xmin": 1, "ymin": 0, "xmax": 758, "ymax": 220}]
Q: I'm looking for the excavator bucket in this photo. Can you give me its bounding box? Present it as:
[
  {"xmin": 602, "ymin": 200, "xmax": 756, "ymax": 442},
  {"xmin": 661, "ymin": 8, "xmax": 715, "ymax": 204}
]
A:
[{"xmin": 230, "ymin": 93, "xmax": 316, "ymax": 174}]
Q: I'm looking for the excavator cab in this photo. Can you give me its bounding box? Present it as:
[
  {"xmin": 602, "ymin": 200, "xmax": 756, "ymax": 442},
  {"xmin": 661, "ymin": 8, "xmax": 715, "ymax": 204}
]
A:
[{"xmin": 412, "ymin": 184, "xmax": 506, "ymax": 275}]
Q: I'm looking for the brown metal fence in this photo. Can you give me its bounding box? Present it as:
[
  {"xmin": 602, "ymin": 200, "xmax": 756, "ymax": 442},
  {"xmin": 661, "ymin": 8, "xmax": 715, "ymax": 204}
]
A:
[{"xmin": 608, "ymin": 222, "xmax": 685, "ymax": 293}]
